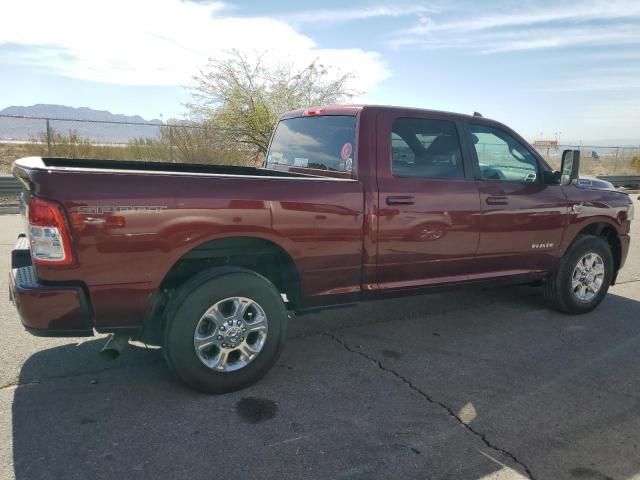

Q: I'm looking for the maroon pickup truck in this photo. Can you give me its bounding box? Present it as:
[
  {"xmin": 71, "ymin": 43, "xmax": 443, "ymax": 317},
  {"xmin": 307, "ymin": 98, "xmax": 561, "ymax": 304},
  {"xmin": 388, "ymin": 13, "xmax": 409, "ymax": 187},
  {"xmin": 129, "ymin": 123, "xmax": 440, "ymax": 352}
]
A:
[{"xmin": 9, "ymin": 105, "xmax": 633, "ymax": 393}]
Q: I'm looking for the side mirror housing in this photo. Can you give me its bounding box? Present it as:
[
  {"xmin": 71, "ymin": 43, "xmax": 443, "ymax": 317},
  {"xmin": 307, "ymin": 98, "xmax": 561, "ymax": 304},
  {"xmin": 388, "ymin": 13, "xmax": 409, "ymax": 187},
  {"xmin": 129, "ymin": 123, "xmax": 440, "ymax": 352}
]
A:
[{"xmin": 561, "ymin": 150, "xmax": 580, "ymax": 185}]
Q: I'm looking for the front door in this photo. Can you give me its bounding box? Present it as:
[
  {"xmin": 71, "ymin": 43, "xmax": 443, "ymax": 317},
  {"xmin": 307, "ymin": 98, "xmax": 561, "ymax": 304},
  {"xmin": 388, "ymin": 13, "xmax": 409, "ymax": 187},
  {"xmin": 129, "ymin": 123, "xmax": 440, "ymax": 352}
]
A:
[
  {"xmin": 465, "ymin": 121, "xmax": 568, "ymax": 278},
  {"xmin": 376, "ymin": 114, "xmax": 481, "ymax": 290}
]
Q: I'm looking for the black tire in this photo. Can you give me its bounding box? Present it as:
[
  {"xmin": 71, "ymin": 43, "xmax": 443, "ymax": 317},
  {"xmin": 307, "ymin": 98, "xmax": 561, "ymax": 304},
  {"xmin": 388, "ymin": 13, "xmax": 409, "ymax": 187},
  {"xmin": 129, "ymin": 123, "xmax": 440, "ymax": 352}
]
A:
[
  {"xmin": 163, "ymin": 267, "xmax": 288, "ymax": 394},
  {"xmin": 543, "ymin": 235, "xmax": 614, "ymax": 314}
]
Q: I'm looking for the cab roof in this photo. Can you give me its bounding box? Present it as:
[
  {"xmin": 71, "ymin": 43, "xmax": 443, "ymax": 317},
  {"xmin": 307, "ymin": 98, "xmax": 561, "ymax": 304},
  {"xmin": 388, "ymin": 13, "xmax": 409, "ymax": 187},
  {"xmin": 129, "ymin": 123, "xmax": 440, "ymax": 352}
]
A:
[
  {"xmin": 280, "ymin": 104, "xmax": 494, "ymax": 123},
  {"xmin": 279, "ymin": 105, "xmax": 518, "ymax": 140}
]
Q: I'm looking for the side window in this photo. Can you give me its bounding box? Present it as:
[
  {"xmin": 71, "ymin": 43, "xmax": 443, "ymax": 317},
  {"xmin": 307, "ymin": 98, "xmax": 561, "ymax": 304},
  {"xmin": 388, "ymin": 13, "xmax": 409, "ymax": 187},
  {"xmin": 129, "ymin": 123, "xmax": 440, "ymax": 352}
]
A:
[
  {"xmin": 469, "ymin": 124, "xmax": 539, "ymax": 183},
  {"xmin": 392, "ymin": 118, "xmax": 464, "ymax": 179}
]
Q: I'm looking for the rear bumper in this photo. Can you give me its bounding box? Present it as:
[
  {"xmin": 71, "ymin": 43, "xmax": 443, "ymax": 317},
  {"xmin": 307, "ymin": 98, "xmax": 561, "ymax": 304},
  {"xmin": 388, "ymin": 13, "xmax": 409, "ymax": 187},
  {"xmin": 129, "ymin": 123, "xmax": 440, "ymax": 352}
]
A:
[{"xmin": 9, "ymin": 236, "xmax": 93, "ymax": 337}]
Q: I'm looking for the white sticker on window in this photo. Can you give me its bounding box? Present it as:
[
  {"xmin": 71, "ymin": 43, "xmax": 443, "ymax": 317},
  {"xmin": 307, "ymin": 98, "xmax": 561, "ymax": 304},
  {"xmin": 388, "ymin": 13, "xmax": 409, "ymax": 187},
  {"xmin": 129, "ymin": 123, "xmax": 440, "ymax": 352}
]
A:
[
  {"xmin": 294, "ymin": 157, "xmax": 308, "ymax": 167},
  {"xmin": 344, "ymin": 158, "xmax": 353, "ymax": 172}
]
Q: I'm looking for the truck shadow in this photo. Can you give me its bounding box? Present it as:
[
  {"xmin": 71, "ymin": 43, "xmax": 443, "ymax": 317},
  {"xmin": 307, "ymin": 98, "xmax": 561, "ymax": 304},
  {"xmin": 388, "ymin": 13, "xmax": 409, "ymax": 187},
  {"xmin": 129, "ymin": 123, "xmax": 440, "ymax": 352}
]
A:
[{"xmin": 10, "ymin": 286, "xmax": 640, "ymax": 479}]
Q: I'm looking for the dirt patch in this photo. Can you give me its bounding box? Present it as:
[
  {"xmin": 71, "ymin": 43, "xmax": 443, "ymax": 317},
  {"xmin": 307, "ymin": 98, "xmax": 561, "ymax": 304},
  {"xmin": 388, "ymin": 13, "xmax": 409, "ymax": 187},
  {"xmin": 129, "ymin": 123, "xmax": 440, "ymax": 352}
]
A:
[
  {"xmin": 0, "ymin": 195, "xmax": 20, "ymax": 205},
  {"xmin": 0, "ymin": 143, "xmax": 33, "ymax": 175}
]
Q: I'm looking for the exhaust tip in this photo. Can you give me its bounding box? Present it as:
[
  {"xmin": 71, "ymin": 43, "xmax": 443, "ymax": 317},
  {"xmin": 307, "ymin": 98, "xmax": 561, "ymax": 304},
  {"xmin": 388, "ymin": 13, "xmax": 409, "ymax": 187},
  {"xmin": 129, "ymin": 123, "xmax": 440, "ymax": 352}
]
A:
[
  {"xmin": 100, "ymin": 348, "xmax": 120, "ymax": 360},
  {"xmin": 100, "ymin": 333, "xmax": 130, "ymax": 360}
]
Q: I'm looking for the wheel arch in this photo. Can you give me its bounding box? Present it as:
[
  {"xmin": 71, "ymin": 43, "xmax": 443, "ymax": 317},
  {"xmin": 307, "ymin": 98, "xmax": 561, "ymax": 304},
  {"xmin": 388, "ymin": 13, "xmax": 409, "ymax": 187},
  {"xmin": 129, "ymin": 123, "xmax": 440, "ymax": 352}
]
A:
[
  {"xmin": 565, "ymin": 221, "xmax": 622, "ymax": 284},
  {"xmin": 139, "ymin": 236, "xmax": 301, "ymax": 345}
]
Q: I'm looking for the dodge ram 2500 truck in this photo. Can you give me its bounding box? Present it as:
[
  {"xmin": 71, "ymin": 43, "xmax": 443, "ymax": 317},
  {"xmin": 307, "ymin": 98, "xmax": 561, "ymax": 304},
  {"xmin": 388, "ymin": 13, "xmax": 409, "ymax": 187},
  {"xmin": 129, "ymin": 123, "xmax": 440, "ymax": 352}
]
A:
[{"xmin": 9, "ymin": 105, "xmax": 633, "ymax": 393}]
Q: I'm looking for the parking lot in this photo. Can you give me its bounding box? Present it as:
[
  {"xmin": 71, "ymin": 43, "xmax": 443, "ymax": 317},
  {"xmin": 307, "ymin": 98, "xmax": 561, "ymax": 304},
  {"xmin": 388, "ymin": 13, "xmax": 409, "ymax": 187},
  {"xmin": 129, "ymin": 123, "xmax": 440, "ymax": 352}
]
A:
[{"xmin": 0, "ymin": 200, "xmax": 639, "ymax": 480}]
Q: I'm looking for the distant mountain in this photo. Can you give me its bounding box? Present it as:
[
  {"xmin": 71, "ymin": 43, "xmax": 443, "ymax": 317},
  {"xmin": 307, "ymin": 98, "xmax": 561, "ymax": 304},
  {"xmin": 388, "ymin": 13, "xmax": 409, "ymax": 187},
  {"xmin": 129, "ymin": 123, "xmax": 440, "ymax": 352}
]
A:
[
  {"xmin": 0, "ymin": 104, "xmax": 161, "ymax": 124},
  {"xmin": 0, "ymin": 104, "xmax": 162, "ymax": 143}
]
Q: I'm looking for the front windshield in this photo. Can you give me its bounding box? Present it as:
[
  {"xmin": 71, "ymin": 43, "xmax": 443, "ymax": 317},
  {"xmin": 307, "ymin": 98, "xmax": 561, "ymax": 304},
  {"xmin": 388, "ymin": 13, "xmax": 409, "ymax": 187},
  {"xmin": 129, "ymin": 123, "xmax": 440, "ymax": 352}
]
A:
[{"xmin": 266, "ymin": 115, "xmax": 356, "ymax": 173}]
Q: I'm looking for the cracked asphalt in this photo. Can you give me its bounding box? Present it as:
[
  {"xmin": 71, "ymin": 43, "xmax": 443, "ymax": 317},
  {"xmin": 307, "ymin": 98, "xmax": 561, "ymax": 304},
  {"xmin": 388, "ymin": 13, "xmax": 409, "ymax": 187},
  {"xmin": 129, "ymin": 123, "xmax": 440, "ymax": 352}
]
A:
[{"xmin": 1, "ymin": 197, "xmax": 639, "ymax": 480}]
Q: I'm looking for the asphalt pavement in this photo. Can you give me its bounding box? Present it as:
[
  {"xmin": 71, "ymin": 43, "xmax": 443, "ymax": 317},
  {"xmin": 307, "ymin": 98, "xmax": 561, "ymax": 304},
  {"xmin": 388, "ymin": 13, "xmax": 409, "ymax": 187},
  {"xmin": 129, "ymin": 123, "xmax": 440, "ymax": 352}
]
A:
[{"xmin": 1, "ymin": 199, "xmax": 639, "ymax": 480}]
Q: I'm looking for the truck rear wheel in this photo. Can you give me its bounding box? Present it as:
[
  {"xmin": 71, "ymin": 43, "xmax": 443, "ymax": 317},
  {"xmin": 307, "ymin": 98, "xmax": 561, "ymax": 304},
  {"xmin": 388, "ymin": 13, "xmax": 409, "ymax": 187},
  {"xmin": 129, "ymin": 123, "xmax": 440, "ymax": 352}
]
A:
[
  {"xmin": 163, "ymin": 267, "xmax": 288, "ymax": 393},
  {"xmin": 543, "ymin": 235, "xmax": 613, "ymax": 314}
]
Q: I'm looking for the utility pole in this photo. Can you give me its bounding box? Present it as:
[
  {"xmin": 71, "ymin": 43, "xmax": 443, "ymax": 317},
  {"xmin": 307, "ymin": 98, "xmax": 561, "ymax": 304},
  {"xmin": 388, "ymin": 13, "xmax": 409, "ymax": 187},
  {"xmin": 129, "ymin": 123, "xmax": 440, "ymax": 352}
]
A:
[
  {"xmin": 45, "ymin": 119, "xmax": 52, "ymax": 156},
  {"xmin": 169, "ymin": 126, "xmax": 174, "ymax": 163}
]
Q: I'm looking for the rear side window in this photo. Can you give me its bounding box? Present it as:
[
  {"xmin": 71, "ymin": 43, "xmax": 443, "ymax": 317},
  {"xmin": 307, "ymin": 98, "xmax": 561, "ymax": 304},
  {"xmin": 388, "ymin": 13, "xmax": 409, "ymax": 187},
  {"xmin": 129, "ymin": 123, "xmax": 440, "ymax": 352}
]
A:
[
  {"xmin": 392, "ymin": 118, "xmax": 464, "ymax": 179},
  {"xmin": 266, "ymin": 116, "xmax": 356, "ymax": 172}
]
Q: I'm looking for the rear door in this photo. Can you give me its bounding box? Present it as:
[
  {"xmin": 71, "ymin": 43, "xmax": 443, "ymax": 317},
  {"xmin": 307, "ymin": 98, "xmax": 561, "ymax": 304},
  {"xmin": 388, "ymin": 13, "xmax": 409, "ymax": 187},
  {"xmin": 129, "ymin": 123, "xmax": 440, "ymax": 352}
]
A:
[
  {"xmin": 375, "ymin": 112, "xmax": 481, "ymax": 290},
  {"xmin": 464, "ymin": 121, "xmax": 568, "ymax": 278}
]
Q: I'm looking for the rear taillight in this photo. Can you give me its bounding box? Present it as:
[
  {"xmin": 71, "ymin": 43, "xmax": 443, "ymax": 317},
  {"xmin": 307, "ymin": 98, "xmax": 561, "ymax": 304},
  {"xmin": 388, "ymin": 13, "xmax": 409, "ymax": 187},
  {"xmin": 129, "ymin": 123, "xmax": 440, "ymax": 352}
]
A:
[{"xmin": 28, "ymin": 197, "xmax": 74, "ymax": 265}]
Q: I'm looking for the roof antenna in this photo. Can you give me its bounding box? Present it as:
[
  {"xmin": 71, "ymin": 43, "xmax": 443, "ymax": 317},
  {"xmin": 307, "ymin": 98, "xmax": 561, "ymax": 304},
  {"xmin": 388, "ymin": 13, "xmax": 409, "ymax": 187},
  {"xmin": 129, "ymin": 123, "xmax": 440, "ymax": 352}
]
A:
[{"xmin": 472, "ymin": 111, "xmax": 483, "ymax": 117}]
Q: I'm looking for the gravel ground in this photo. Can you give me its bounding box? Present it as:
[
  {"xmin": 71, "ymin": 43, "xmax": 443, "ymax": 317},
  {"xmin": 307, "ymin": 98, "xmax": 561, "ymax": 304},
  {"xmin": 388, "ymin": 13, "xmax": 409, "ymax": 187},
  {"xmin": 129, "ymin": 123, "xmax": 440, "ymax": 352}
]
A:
[
  {"xmin": 0, "ymin": 196, "xmax": 19, "ymax": 205},
  {"xmin": 0, "ymin": 199, "xmax": 639, "ymax": 480}
]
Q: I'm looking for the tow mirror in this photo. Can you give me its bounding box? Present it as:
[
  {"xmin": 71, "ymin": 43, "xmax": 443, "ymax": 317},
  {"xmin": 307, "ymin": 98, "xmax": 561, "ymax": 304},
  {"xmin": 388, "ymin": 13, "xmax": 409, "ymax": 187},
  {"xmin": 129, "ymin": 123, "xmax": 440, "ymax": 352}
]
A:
[{"xmin": 560, "ymin": 150, "xmax": 580, "ymax": 186}]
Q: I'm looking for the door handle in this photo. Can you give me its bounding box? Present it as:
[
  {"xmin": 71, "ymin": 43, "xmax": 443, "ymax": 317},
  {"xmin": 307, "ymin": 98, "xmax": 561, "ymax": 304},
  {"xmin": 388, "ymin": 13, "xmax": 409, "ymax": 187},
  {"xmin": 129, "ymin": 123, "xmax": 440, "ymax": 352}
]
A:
[
  {"xmin": 486, "ymin": 196, "xmax": 508, "ymax": 206},
  {"xmin": 386, "ymin": 195, "xmax": 415, "ymax": 206}
]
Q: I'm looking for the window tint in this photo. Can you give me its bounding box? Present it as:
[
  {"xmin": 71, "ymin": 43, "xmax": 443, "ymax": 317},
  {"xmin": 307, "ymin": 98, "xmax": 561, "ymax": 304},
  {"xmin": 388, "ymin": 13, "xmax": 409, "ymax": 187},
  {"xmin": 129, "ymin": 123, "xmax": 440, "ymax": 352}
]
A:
[
  {"xmin": 470, "ymin": 124, "xmax": 539, "ymax": 183},
  {"xmin": 267, "ymin": 115, "xmax": 355, "ymax": 172},
  {"xmin": 392, "ymin": 118, "xmax": 464, "ymax": 179}
]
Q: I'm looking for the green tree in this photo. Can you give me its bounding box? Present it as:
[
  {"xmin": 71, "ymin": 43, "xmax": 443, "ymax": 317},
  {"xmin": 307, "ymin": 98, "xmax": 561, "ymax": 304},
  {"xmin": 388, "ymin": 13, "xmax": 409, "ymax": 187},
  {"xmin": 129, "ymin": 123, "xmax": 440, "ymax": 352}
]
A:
[{"xmin": 187, "ymin": 50, "xmax": 357, "ymax": 158}]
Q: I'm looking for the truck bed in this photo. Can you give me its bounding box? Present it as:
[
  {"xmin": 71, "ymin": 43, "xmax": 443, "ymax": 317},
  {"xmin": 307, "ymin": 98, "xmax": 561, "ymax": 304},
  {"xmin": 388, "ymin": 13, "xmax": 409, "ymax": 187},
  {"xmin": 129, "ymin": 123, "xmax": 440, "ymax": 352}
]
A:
[{"xmin": 12, "ymin": 156, "xmax": 365, "ymax": 330}]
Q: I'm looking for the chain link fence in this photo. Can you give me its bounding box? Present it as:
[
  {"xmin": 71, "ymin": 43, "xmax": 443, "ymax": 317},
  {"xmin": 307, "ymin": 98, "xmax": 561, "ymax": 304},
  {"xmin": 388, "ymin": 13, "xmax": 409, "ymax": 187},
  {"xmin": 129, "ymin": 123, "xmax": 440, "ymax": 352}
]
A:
[
  {"xmin": 0, "ymin": 114, "xmax": 258, "ymax": 174},
  {"xmin": 1, "ymin": 114, "xmax": 638, "ymax": 177},
  {"xmin": 534, "ymin": 145, "xmax": 640, "ymax": 177}
]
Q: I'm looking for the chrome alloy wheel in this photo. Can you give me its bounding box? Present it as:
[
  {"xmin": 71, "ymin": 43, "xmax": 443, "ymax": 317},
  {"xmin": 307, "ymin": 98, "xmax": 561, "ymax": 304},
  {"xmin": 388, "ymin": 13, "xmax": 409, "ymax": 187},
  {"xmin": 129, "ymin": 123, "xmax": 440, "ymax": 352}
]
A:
[
  {"xmin": 571, "ymin": 253, "xmax": 605, "ymax": 302},
  {"xmin": 193, "ymin": 297, "xmax": 268, "ymax": 372}
]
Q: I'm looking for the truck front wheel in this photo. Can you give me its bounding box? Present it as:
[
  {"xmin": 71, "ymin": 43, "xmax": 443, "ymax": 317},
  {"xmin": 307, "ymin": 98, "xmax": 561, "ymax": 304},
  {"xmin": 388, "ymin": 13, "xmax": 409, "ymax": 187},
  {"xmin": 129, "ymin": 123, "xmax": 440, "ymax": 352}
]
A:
[
  {"xmin": 543, "ymin": 235, "xmax": 614, "ymax": 314},
  {"xmin": 163, "ymin": 268, "xmax": 288, "ymax": 393}
]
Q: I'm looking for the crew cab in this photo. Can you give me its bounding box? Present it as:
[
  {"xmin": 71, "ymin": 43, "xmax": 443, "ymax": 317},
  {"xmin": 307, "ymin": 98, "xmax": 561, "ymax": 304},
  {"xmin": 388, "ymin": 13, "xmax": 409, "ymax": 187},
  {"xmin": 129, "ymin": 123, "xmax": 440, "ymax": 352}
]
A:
[{"xmin": 9, "ymin": 105, "xmax": 633, "ymax": 393}]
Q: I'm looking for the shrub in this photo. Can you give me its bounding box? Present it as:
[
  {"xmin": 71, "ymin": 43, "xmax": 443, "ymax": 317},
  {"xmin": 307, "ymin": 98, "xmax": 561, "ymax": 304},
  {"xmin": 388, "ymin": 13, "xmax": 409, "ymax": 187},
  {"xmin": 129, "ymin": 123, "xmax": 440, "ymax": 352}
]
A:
[{"xmin": 21, "ymin": 127, "xmax": 258, "ymax": 166}]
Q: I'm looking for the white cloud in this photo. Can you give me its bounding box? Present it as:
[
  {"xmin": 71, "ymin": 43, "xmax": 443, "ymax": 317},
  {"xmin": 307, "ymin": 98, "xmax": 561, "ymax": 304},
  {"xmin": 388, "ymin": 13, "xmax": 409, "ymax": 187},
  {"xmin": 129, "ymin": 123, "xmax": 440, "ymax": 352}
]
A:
[
  {"xmin": 0, "ymin": 0, "xmax": 389, "ymax": 93},
  {"xmin": 392, "ymin": 0, "xmax": 640, "ymax": 53},
  {"xmin": 478, "ymin": 25, "xmax": 640, "ymax": 54},
  {"xmin": 282, "ymin": 5, "xmax": 440, "ymax": 24}
]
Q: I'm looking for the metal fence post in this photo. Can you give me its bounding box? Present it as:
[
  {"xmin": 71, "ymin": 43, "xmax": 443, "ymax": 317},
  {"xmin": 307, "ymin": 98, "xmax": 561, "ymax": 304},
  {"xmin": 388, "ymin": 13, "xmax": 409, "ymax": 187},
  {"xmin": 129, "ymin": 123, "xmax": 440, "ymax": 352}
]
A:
[
  {"xmin": 614, "ymin": 147, "xmax": 619, "ymax": 173},
  {"xmin": 169, "ymin": 126, "xmax": 174, "ymax": 163},
  {"xmin": 45, "ymin": 119, "xmax": 52, "ymax": 156}
]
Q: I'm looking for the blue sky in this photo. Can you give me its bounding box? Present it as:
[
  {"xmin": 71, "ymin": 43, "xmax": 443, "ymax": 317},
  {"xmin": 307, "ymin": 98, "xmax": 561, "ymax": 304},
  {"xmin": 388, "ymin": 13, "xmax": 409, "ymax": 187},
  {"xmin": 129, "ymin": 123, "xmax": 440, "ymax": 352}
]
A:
[{"xmin": 1, "ymin": 0, "xmax": 639, "ymax": 143}]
